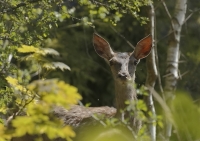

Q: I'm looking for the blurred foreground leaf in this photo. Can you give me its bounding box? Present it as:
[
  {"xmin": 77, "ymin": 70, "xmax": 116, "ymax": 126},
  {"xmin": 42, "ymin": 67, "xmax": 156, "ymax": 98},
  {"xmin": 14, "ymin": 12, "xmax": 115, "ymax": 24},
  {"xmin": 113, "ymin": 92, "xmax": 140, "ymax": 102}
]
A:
[{"xmin": 171, "ymin": 92, "xmax": 200, "ymax": 140}]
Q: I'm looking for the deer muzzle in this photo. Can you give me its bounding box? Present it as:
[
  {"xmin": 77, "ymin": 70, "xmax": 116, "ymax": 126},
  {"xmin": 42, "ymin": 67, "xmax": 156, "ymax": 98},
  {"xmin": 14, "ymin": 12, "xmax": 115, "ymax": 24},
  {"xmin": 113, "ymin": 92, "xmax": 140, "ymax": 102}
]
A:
[{"xmin": 118, "ymin": 72, "xmax": 131, "ymax": 80}]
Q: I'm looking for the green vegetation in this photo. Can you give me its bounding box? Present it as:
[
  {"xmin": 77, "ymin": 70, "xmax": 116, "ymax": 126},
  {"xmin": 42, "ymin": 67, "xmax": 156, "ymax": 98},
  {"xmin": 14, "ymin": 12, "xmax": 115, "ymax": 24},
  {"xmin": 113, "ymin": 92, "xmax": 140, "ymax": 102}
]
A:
[{"xmin": 0, "ymin": 0, "xmax": 200, "ymax": 141}]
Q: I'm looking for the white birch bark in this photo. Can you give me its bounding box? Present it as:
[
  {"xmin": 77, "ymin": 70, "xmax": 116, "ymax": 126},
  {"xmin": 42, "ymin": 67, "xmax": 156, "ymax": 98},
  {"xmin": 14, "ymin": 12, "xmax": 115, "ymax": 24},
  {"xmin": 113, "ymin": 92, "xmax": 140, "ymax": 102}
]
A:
[
  {"xmin": 164, "ymin": 0, "xmax": 187, "ymax": 139},
  {"xmin": 145, "ymin": 3, "xmax": 157, "ymax": 141}
]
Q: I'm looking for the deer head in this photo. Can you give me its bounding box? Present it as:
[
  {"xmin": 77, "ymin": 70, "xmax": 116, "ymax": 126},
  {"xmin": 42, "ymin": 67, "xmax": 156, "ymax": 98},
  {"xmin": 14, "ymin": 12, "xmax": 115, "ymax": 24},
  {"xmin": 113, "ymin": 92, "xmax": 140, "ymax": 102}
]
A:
[{"xmin": 93, "ymin": 33, "xmax": 152, "ymax": 85}]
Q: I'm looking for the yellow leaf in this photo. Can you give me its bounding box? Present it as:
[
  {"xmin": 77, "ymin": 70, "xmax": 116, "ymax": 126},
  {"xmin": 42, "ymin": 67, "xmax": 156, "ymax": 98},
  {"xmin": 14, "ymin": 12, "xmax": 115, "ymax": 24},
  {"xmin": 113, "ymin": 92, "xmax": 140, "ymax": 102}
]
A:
[
  {"xmin": 6, "ymin": 76, "xmax": 18, "ymax": 86},
  {"xmin": 17, "ymin": 45, "xmax": 40, "ymax": 53},
  {"xmin": 61, "ymin": 126, "xmax": 75, "ymax": 138},
  {"xmin": 0, "ymin": 107, "xmax": 7, "ymax": 114},
  {"xmin": 6, "ymin": 76, "xmax": 32, "ymax": 95}
]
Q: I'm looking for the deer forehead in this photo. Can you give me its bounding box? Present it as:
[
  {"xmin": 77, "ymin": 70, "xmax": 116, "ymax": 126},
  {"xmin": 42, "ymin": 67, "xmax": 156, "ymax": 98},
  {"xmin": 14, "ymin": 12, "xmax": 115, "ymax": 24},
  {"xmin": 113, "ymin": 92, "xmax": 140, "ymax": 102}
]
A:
[
  {"xmin": 110, "ymin": 52, "xmax": 138, "ymax": 65},
  {"xmin": 112, "ymin": 52, "xmax": 131, "ymax": 62}
]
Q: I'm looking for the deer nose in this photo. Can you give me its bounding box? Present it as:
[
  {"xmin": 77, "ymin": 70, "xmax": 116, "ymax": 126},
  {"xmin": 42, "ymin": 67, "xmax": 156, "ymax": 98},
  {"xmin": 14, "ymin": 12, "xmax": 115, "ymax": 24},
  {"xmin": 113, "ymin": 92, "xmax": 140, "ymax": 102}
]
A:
[{"xmin": 118, "ymin": 72, "xmax": 130, "ymax": 80}]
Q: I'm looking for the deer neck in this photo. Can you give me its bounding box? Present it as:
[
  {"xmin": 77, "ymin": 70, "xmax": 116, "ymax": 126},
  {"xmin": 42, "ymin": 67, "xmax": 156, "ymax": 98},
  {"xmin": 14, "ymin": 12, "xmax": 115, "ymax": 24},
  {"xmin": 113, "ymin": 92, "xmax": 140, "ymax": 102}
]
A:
[{"xmin": 114, "ymin": 75, "xmax": 137, "ymax": 113}]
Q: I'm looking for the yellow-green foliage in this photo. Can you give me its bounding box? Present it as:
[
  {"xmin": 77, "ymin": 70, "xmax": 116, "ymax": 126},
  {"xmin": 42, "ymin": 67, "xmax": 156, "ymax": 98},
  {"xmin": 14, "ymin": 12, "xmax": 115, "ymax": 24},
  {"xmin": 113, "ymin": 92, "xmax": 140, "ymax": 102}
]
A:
[
  {"xmin": 0, "ymin": 44, "xmax": 82, "ymax": 140},
  {"xmin": 78, "ymin": 0, "xmax": 151, "ymax": 25},
  {"xmin": 5, "ymin": 77, "xmax": 82, "ymax": 140},
  {"xmin": 75, "ymin": 124, "xmax": 135, "ymax": 141},
  {"xmin": 17, "ymin": 45, "xmax": 70, "ymax": 71},
  {"xmin": 6, "ymin": 76, "xmax": 31, "ymax": 95},
  {"xmin": 0, "ymin": 124, "xmax": 10, "ymax": 141},
  {"xmin": 171, "ymin": 92, "xmax": 200, "ymax": 140},
  {"xmin": 27, "ymin": 79, "xmax": 82, "ymax": 108}
]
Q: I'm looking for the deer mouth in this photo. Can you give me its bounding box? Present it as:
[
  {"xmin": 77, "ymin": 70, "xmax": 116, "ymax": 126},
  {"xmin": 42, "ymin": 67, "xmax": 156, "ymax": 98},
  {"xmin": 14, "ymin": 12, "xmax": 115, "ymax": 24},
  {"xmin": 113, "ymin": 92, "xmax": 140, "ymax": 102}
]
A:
[
  {"xmin": 117, "ymin": 72, "xmax": 131, "ymax": 81},
  {"xmin": 117, "ymin": 76, "xmax": 132, "ymax": 83}
]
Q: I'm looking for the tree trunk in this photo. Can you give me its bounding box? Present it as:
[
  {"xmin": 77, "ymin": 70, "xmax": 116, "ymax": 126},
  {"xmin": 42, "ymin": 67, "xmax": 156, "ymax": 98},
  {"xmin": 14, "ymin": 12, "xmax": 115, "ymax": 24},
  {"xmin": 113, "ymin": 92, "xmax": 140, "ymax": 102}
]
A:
[
  {"xmin": 144, "ymin": 3, "xmax": 157, "ymax": 141},
  {"xmin": 164, "ymin": 0, "xmax": 187, "ymax": 139}
]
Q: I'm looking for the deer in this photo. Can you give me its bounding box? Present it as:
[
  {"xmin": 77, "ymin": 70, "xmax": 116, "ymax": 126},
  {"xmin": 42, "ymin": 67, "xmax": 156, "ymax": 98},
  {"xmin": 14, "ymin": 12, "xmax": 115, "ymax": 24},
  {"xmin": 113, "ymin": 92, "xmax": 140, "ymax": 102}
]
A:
[
  {"xmin": 11, "ymin": 33, "xmax": 152, "ymax": 141},
  {"xmin": 54, "ymin": 33, "xmax": 152, "ymax": 130}
]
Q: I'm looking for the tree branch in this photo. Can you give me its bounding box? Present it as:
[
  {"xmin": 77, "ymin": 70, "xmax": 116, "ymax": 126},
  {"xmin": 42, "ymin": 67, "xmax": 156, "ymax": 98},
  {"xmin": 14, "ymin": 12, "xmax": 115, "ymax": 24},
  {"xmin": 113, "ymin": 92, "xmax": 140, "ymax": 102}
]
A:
[{"xmin": 160, "ymin": 0, "xmax": 176, "ymax": 36}]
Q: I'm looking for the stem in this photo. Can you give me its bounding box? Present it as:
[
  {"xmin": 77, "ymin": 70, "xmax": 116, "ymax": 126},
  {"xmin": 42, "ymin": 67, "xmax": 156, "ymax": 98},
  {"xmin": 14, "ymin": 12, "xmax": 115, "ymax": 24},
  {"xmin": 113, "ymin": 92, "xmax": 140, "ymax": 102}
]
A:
[{"xmin": 144, "ymin": 3, "xmax": 157, "ymax": 141}]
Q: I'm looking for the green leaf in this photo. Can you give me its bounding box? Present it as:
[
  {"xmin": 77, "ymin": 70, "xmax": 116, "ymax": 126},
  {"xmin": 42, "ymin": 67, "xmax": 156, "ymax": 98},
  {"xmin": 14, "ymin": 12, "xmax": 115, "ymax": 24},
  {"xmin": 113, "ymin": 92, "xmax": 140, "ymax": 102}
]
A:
[
  {"xmin": 43, "ymin": 62, "xmax": 70, "ymax": 71},
  {"xmin": 52, "ymin": 62, "xmax": 70, "ymax": 71},
  {"xmin": 43, "ymin": 48, "xmax": 60, "ymax": 56}
]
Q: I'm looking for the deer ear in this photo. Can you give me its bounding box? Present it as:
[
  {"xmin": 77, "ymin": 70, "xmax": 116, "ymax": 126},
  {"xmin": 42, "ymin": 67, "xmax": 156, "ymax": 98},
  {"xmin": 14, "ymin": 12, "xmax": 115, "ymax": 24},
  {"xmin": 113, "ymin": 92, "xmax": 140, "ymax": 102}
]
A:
[
  {"xmin": 133, "ymin": 35, "xmax": 152, "ymax": 60},
  {"xmin": 93, "ymin": 33, "xmax": 114, "ymax": 60}
]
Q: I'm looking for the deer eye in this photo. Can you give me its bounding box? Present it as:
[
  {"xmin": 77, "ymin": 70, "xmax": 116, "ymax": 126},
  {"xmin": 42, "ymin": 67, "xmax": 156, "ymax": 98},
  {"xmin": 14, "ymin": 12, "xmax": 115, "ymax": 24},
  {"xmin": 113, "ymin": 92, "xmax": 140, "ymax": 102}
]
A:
[{"xmin": 109, "ymin": 60, "xmax": 115, "ymax": 66}]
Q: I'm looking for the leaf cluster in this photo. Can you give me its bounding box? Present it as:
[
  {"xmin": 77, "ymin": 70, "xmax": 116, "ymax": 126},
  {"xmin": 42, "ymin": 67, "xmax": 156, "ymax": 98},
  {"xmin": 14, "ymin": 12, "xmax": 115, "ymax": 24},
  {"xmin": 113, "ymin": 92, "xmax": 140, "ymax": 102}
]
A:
[
  {"xmin": 8, "ymin": 78, "xmax": 81, "ymax": 140},
  {"xmin": 77, "ymin": 0, "xmax": 151, "ymax": 25},
  {"xmin": 0, "ymin": 0, "xmax": 83, "ymax": 140}
]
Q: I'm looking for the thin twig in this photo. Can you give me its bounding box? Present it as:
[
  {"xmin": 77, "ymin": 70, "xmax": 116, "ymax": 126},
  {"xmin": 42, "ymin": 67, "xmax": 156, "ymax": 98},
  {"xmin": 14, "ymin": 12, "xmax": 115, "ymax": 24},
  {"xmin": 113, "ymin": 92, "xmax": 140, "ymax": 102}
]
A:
[
  {"xmin": 180, "ymin": 70, "xmax": 189, "ymax": 78},
  {"xmin": 110, "ymin": 26, "xmax": 135, "ymax": 49},
  {"xmin": 16, "ymin": 94, "xmax": 36, "ymax": 117},
  {"xmin": 157, "ymin": 31, "xmax": 173, "ymax": 43},
  {"xmin": 183, "ymin": 8, "xmax": 200, "ymax": 24},
  {"xmin": 160, "ymin": 0, "xmax": 172, "ymax": 20},
  {"xmin": 160, "ymin": 0, "xmax": 175, "ymax": 34},
  {"xmin": 83, "ymin": 26, "xmax": 91, "ymax": 58},
  {"xmin": 6, "ymin": 93, "xmax": 36, "ymax": 126}
]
